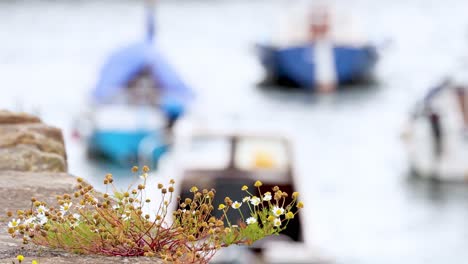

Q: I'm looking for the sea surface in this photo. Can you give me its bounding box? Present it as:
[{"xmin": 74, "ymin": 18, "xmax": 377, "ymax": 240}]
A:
[{"xmin": 1, "ymin": 0, "xmax": 468, "ymax": 263}]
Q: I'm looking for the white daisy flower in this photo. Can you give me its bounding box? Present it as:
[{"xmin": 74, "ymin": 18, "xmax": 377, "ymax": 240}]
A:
[
  {"xmin": 8, "ymin": 219, "xmax": 20, "ymax": 228},
  {"xmin": 246, "ymin": 217, "xmax": 257, "ymax": 225},
  {"xmin": 36, "ymin": 214, "xmax": 48, "ymax": 225},
  {"xmin": 60, "ymin": 202, "xmax": 72, "ymax": 215},
  {"xmin": 72, "ymin": 213, "xmax": 81, "ymax": 220},
  {"xmin": 112, "ymin": 204, "xmax": 120, "ymax": 210},
  {"xmin": 263, "ymin": 192, "xmax": 272, "ymax": 201},
  {"xmin": 273, "ymin": 218, "xmax": 281, "ymax": 227},
  {"xmin": 272, "ymin": 206, "xmax": 285, "ymax": 217},
  {"xmin": 37, "ymin": 205, "xmax": 48, "ymax": 215},
  {"xmin": 242, "ymin": 196, "xmax": 251, "ymax": 203},
  {"xmin": 231, "ymin": 201, "xmax": 242, "ymax": 209},
  {"xmin": 250, "ymin": 196, "xmax": 261, "ymax": 206},
  {"xmin": 24, "ymin": 217, "xmax": 35, "ymax": 226}
]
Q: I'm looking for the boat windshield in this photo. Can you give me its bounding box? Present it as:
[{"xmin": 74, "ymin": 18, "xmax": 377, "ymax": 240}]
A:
[
  {"xmin": 184, "ymin": 136, "xmax": 231, "ymax": 170},
  {"xmin": 235, "ymin": 138, "xmax": 288, "ymax": 172}
]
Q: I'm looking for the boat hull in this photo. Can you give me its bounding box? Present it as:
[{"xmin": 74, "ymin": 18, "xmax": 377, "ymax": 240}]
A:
[
  {"xmin": 88, "ymin": 129, "xmax": 168, "ymax": 166},
  {"xmin": 403, "ymin": 84, "xmax": 468, "ymax": 181},
  {"xmin": 256, "ymin": 43, "xmax": 378, "ymax": 89}
]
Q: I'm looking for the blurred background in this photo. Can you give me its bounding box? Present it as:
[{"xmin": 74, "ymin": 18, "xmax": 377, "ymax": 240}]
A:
[{"xmin": 1, "ymin": 0, "xmax": 468, "ymax": 263}]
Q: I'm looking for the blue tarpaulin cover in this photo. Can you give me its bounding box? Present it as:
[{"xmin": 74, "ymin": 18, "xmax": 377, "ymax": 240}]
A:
[{"xmin": 92, "ymin": 8, "xmax": 193, "ymax": 109}]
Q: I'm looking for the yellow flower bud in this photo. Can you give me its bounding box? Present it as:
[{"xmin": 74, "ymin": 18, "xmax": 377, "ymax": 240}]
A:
[
  {"xmin": 285, "ymin": 211, "xmax": 294, "ymax": 219},
  {"xmin": 267, "ymin": 215, "xmax": 275, "ymax": 222},
  {"xmin": 32, "ymin": 260, "xmax": 38, "ymax": 264},
  {"xmin": 190, "ymin": 186, "xmax": 198, "ymax": 193},
  {"xmin": 218, "ymin": 204, "xmax": 226, "ymax": 210},
  {"xmin": 131, "ymin": 166, "xmax": 139, "ymax": 173},
  {"xmin": 297, "ymin": 201, "xmax": 304, "ymax": 209},
  {"xmin": 241, "ymin": 185, "xmax": 248, "ymax": 191},
  {"xmin": 292, "ymin": 192, "xmax": 299, "ymax": 199},
  {"xmin": 16, "ymin": 255, "xmax": 24, "ymax": 262},
  {"xmin": 142, "ymin": 165, "xmax": 150, "ymax": 172},
  {"xmin": 254, "ymin": 180, "xmax": 263, "ymax": 187}
]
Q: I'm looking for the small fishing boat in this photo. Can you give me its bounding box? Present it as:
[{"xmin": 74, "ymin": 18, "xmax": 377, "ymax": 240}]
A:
[
  {"xmin": 402, "ymin": 80, "xmax": 468, "ymax": 181},
  {"xmin": 76, "ymin": 1, "xmax": 193, "ymax": 166},
  {"xmin": 154, "ymin": 120, "xmax": 327, "ymax": 263},
  {"xmin": 256, "ymin": 43, "xmax": 378, "ymax": 88},
  {"xmin": 256, "ymin": 5, "xmax": 379, "ymax": 90}
]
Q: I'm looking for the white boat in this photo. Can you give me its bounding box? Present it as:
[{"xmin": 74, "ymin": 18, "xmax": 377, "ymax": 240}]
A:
[{"xmin": 402, "ymin": 81, "xmax": 468, "ymax": 181}]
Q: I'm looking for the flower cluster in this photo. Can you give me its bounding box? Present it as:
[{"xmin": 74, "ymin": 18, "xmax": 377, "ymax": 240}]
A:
[
  {"xmin": 215, "ymin": 181, "xmax": 303, "ymax": 245},
  {"xmin": 6, "ymin": 167, "xmax": 303, "ymax": 263}
]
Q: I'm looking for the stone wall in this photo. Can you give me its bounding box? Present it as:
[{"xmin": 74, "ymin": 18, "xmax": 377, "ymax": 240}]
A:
[{"xmin": 0, "ymin": 110, "xmax": 67, "ymax": 172}]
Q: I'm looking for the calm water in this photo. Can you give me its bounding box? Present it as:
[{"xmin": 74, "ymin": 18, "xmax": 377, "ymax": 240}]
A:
[{"xmin": 1, "ymin": 0, "xmax": 468, "ymax": 263}]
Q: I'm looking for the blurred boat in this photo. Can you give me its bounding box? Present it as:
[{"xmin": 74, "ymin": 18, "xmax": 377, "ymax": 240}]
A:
[
  {"xmin": 75, "ymin": 2, "xmax": 193, "ymax": 166},
  {"xmin": 256, "ymin": 43, "xmax": 378, "ymax": 88},
  {"xmin": 402, "ymin": 80, "xmax": 468, "ymax": 181},
  {"xmin": 256, "ymin": 4, "xmax": 379, "ymax": 90},
  {"xmin": 154, "ymin": 120, "xmax": 328, "ymax": 263}
]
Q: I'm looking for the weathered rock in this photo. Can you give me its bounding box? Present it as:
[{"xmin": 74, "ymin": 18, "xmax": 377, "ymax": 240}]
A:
[
  {"xmin": 0, "ymin": 110, "xmax": 67, "ymax": 172},
  {"xmin": 0, "ymin": 145, "xmax": 66, "ymax": 172},
  {"xmin": 0, "ymin": 110, "xmax": 41, "ymax": 125}
]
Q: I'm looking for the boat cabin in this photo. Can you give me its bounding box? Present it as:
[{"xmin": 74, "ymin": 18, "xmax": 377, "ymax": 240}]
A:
[{"xmin": 176, "ymin": 131, "xmax": 303, "ymax": 244}]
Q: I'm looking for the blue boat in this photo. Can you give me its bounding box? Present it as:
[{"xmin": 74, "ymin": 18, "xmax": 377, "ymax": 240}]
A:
[
  {"xmin": 87, "ymin": 4, "xmax": 193, "ymax": 166},
  {"xmin": 256, "ymin": 43, "xmax": 378, "ymax": 89}
]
